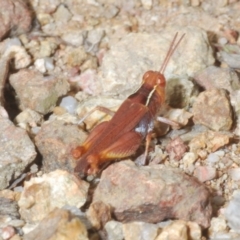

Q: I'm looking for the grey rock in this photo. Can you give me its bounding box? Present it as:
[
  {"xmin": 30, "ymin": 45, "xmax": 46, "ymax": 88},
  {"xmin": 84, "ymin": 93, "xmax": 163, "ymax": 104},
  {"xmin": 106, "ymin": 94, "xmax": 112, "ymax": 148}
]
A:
[
  {"xmin": 23, "ymin": 208, "xmax": 88, "ymax": 240},
  {"xmin": 104, "ymin": 221, "xmax": 124, "ymax": 240},
  {"xmin": 0, "ymin": 197, "xmax": 19, "ymax": 219},
  {"xmin": 0, "ymin": 118, "xmax": 36, "ymax": 190},
  {"xmin": 35, "ymin": 120, "xmax": 87, "ymax": 173},
  {"xmin": 9, "ymin": 69, "xmax": 69, "ymax": 115}
]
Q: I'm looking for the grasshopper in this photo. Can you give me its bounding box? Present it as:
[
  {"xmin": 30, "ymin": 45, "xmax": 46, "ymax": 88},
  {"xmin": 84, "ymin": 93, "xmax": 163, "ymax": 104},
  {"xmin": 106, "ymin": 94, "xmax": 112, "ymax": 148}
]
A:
[{"xmin": 72, "ymin": 33, "xmax": 185, "ymax": 177}]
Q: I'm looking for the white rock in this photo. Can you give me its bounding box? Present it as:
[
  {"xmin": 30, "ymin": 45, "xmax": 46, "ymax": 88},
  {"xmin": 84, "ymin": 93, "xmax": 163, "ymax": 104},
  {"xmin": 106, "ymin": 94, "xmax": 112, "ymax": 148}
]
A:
[
  {"xmin": 123, "ymin": 222, "xmax": 159, "ymax": 240},
  {"xmin": 59, "ymin": 96, "xmax": 78, "ymax": 114},
  {"xmin": 228, "ymin": 168, "xmax": 240, "ymax": 181},
  {"xmin": 34, "ymin": 58, "xmax": 47, "ymax": 73},
  {"xmin": 53, "ymin": 4, "xmax": 72, "ymax": 23},
  {"xmin": 206, "ymin": 153, "xmax": 220, "ymax": 165},
  {"xmin": 156, "ymin": 220, "xmax": 188, "ymax": 240},
  {"xmin": 224, "ymin": 190, "xmax": 240, "ymax": 233},
  {"xmin": 62, "ymin": 31, "xmax": 85, "ymax": 47},
  {"xmin": 141, "ymin": 0, "xmax": 153, "ymax": 9},
  {"xmin": 208, "ymin": 217, "xmax": 227, "ymax": 235},
  {"xmin": 18, "ymin": 170, "xmax": 89, "ymax": 223},
  {"xmin": 104, "ymin": 220, "xmax": 124, "ymax": 240},
  {"xmin": 182, "ymin": 152, "xmax": 198, "ymax": 174},
  {"xmin": 15, "ymin": 108, "xmax": 43, "ymax": 127}
]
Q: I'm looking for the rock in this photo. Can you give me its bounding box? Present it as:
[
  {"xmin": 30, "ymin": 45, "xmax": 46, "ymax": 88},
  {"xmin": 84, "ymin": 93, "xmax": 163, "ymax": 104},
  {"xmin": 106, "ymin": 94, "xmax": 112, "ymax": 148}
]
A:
[
  {"xmin": 208, "ymin": 217, "xmax": 227, "ymax": 238},
  {"xmin": 70, "ymin": 69, "xmax": 100, "ymax": 96},
  {"xmin": 182, "ymin": 152, "xmax": 198, "ymax": 174},
  {"xmin": 23, "ymin": 208, "xmax": 88, "ymax": 240},
  {"xmin": 0, "ymin": 198, "xmax": 19, "ymax": 220},
  {"xmin": 229, "ymin": 90, "xmax": 240, "ymax": 136},
  {"xmin": 86, "ymin": 201, "xmax": 112, "ymax": 230},
  {"xmin": 193, "ymin": 166, "xmax": 217, "ymax": 182},
  {"xmin": 164, "ymin": 108, "xmax": 193, "ymax": 127},
  {"xmin": 194, "ymin": 66, "xmax": 240, "ymax": 92},
  {"xmin": 99, "ymin": 26, "xmax": 214, "ymax": 97},
  {"xmin": 104, "ymin": 220, "xmax": 124, "ymax": 240},
  {"xmin": 93, "ymin": 161, "xmax": 212, "ymax": 228},
  {"xmin": 62, "ymin": 46, "xmax": 87, "ymax": 68},
  {"xmin": 165, "ymin": 137, "xmax": 188, "ymax": 161},
  {"xmin": 59, "ymin": 96, "xmax": 78, "ymax": 115},
  {"xmin": 35, "ymin": 120, "xmax": 87, "ymax": 172},
  {"xmin": 224, "ymin": 190, "xmax": 240, "ymax": 233},
  {"xmin": 228, "ymin": 168, "xmax": 240, "ymax": 181},
  {"xmin": 9, "ymin": 69, "xmax": 69, "ymax": 115},
  {"xmin": 189, "ymin": 130, "xmax": 230, "ymax": 154},
  {"xmin": 156, "ymin": 220, "xmax": 201, "ymax": 240},
  {"xmin": 218, "ymin": 51, "xmax": 240, "ymax": 69},
  {"xmin": 1, "ymin": 225, "xmax": 16, "ymax": 240},
  {"xmin": 122, "ymin": 222, "xmax": 159, "ymax": 240},
  {"xmin": 18, "ymin": 170, "xmax": 89, "ymax": 223},
  {"xmin": 141, "ymin": 0, "xmax": 153, "ymax": 9},
  {"xmin": 84, "ymin": 29, "xmax": 105, "ymax": 54},
  {"xmin": 14, "ymin": 109, "xmax": 43, "ymax": 128},
  {"xmin": 0, "ymin": 0, "xmax": 32, "ymax": 40},
  {"xmin": 0, "ymin": 38, "xmax": 31, "ymax": 69},
  {"xmin": 0, "ymin": 118, "xmax": 36, "ymax": 190},
  {"xmin": 165, "ymin": 76, "xmax": 199, "ymax": 108},
  {"xmin": 206, "ymin": 152, "xmax": 220, "ymax": 165},
  {"xmin": 187, "ymin": 221, "xmax": 202, "ymax": 240},
  {"xmin": 53, "ymin": 4, "xmax": 72, "ymax": 23},
  {"xmin": 192, "ymin": 89, "xmax": 233, "ymax": 131},
  {"xmin": 156, "ymin": 220, "xmax": 188, "ymax": 240}
]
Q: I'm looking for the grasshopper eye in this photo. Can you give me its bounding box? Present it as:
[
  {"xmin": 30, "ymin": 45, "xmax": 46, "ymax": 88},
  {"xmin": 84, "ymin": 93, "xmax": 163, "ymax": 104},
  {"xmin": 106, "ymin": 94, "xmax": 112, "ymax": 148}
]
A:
[
  {"xmin": 157, "ymin": 74, "xmax": 166, "ymax": 87},
  {"xmin": 143, "ymin": 71, "xmax": 150, "ymax": 80}
]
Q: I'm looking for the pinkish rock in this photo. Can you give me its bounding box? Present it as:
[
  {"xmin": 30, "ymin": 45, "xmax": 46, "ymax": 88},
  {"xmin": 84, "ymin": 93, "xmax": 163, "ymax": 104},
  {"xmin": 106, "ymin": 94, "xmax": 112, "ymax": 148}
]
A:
[
  {"xmin": 35, "ymin": 120, "xmax": 87, "ymax": 173},
  {"xmin": 166, "ymin": 137, "xmax": 188, "ymax": 161},
  {"xmin": 9, "ymin": 69, "xmax": 69, "ymax": 115},
  {"xmin": 0, "ymin": 0, "xmax": 32, "ymax": 40},
  {"xmin": 93, "ymin": 161, "xmax": 212, "ymax": 228},
  {"xmin": 192, "ymin": 89, "xmax": 232, "ymax": 131},
  {"xmin": 0, "ymin": 118, "xmax": 36, "ymax": 190},
  {"xmin": 194, "ymin": 66, "xmax": 240, "ymax": 92},
  {"xmin": 23, "ymin": 208, "xmax": 88, "ymax": 240},
  {"xmin": 189, "ymin": 130, "xmax": 230, "ymax": 154},
  {"xmin": 194, "ymin": 166, "xmax": 217, "ymax": 182}
]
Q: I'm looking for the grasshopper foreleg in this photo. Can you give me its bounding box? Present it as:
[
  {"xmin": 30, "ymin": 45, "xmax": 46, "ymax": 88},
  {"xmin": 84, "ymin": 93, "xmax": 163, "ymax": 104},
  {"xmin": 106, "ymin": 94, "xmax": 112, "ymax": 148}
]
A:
[
  {"xmin": 157, "ymin": 116, "xmax": 181, "ymax": 128},
  {"xmin": 78, "ymin": 106, "xmax": 116, "ymax": 125}
]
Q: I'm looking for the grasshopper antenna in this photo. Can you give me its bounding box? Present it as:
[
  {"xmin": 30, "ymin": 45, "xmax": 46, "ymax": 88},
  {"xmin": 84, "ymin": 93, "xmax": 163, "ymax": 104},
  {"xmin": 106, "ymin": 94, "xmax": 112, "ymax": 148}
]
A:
[{"xmin": 159, "ymin": 32, "xmax": 185, "ymax": 74}]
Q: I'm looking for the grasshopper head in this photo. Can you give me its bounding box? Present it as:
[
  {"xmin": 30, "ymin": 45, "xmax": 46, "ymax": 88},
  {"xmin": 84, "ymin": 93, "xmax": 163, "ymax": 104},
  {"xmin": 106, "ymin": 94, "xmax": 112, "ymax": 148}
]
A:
[{"xmin": 142, "ymin": 70, "xmax": 166, "ymax": 88}]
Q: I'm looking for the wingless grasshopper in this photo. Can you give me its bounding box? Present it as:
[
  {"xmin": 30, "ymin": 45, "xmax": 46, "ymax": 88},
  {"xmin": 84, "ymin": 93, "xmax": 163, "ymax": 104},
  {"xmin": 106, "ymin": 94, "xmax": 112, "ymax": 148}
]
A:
[{"xmin": 72, "ymin": 33, "xmax": 185, "ymax": 177}]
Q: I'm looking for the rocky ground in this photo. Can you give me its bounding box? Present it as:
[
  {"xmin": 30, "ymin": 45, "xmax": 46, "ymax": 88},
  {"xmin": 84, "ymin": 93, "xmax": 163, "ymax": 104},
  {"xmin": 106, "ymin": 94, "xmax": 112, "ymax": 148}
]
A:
[{"xmin": 1, "ymin": 0, "xmax": 240, "ymax": 239}]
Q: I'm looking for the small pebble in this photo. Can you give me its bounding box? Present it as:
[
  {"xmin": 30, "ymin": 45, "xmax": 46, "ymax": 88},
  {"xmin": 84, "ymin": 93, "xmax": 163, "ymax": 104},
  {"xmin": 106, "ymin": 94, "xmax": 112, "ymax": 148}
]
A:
[
  {"xmin": 1, "ymin": 226, "xmax": 16, "ymax": 240},
  {"xmin": 59, "ymin": 96, "xmax": 78, "ymax": 114},
  {"xmin": 206, "ymin": 153, "xmax": 220, "ymax": 165},
  {"xmin": 218, "ymin": 37, "xmax": 228, "ymax": 45}
]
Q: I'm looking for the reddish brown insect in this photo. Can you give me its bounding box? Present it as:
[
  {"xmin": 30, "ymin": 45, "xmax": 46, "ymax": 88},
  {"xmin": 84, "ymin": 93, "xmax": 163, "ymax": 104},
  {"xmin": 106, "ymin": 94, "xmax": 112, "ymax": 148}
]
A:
[{"xmin": 72, "ymin": 33, "xmax": 185, "ymax": 177}]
